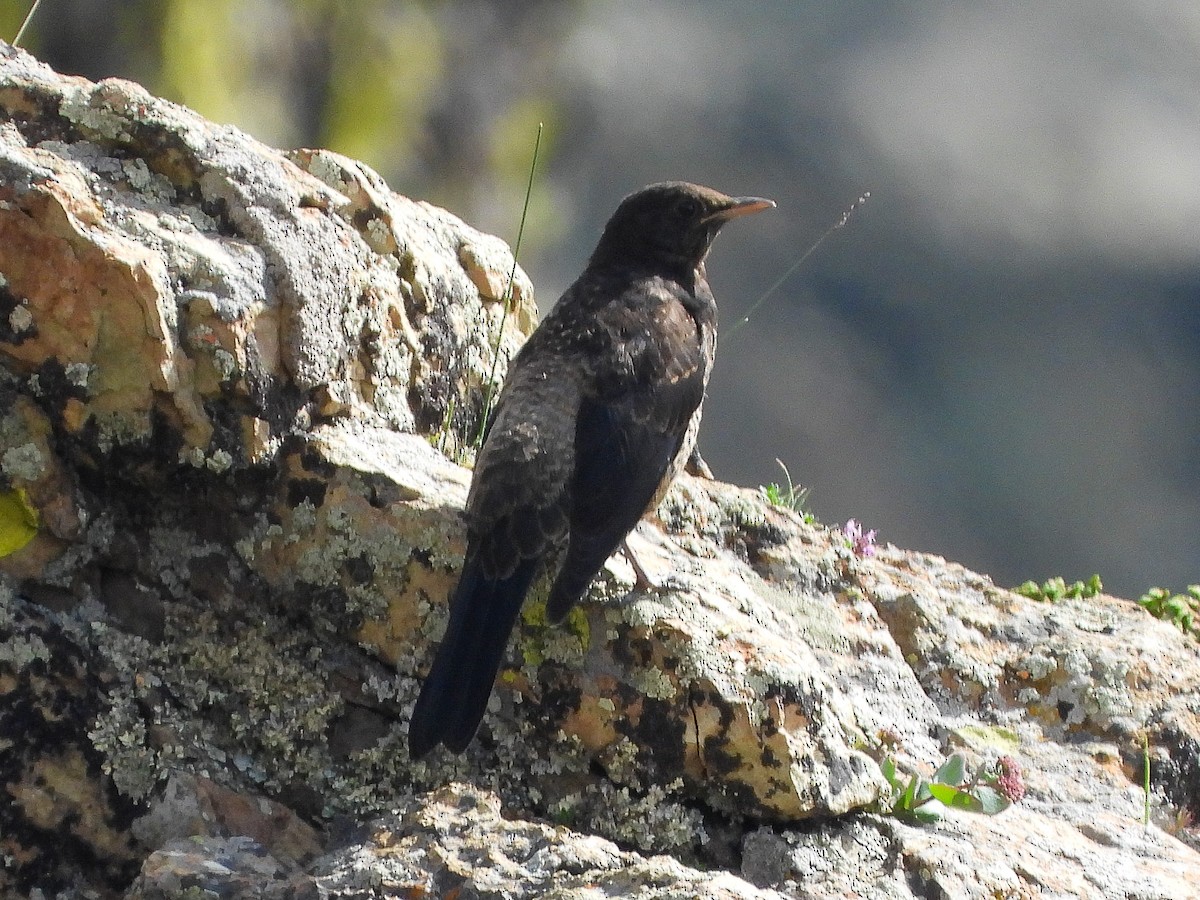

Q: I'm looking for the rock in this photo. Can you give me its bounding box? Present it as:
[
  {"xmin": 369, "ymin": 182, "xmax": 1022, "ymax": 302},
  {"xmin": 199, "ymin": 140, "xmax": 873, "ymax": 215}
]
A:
[
  {"xmin": 1, "ymin": 39, "xmax": 1198, "ymax": 900},
  {"xmin": 0, "ymin": 587, "xmax": 146, "ymax": 895},
  {"xmin": 127, "ymin": 835, "xmax": 315, "ymax": 900},
  {"xmin": 132, "ymin": 771, "xmax": 323, "ymax": 869},
  {"xmin": 309, "ymin": 782, "xmax": 784, "ymax": 899}
]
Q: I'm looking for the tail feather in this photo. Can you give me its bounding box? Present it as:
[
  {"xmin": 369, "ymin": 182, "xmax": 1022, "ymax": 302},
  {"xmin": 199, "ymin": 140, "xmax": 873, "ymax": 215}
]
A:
[{"xmin": 408, "ymin": 554, "xmax": 539, "ymax": 757}]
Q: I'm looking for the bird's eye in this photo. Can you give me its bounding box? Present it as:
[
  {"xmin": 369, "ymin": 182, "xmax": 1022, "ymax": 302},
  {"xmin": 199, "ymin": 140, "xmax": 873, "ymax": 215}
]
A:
[{"xmin": 676, "ymin": 197, "xmax": 701, "ymax": 220}]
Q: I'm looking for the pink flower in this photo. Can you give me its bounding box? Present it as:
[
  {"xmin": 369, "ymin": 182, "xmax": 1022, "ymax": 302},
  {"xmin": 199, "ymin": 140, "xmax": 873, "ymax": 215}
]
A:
[
  {"xmin": 995, "ymin": 755, "xmax": 1026, "ymax": 803},
  {"xmin": 843, "ymin": 519, "xmax": 878, "ymax": 557}
]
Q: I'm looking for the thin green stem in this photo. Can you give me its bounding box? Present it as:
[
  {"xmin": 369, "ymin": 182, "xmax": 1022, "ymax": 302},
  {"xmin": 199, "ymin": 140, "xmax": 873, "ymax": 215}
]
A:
[
  {"xmin": 472, "ymin": 121, "xmax": 543, "ymax": 452},
  {"xmin": 13, "ymin": 0, "xmax": 43, "ymax": 46},
  {"xmin": 724, "ymin": 190, "xmax": 870, "ymax": 342}
]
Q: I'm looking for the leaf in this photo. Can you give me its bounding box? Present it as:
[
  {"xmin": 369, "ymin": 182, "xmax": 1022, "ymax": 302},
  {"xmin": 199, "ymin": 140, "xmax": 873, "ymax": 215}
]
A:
[
  {"xmin": 926, "ymin": 782, "xmax": 962, "ymax": 804},
  {"xmin": 0, "ymin": 488, "xmax": 39, "ymax": 557},
  {"xmin": 912, "ymin": 777, "xmax": 933, "ymax": 806},
  {"xmin": 934, "ymin": 753, "xmax": 968, "ymax": 786},
  {"xmin": 898, "ymin": 774, "xmax": 921, "ymax": 811},
  {"xmin": 880, "ymin": 757, "xmax": 900, "ymax": 790},
  {"xmin": 910, "ymin": 804, "xmax": 943, "ymax": 824},
  {"xmin": 928, "ymin": 782, "xmax": 983, "ymax": 812},
  {"xmin": 972, "ymin": 785, "xmax": 1012, "ymax": 815}
]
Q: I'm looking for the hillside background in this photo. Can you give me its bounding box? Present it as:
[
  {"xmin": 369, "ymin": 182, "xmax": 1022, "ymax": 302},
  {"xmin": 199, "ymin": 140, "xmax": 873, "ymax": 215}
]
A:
[{"xmin": 3, "ymin": 0, "xmax": 1197, "ymax": 599}]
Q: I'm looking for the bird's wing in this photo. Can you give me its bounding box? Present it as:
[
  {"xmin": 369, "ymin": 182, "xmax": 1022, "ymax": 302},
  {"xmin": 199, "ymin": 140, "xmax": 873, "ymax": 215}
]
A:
[
  {"xmin": 463, "ymin": 360, "xmax": 579, "ymax": 580},
  {"xmin": 411, "ymin": 338, "xmax": 579, "ymax": 757},
  {"xmin": 546, "ymin": 280, "xmax": 708, "ymax": 617}
]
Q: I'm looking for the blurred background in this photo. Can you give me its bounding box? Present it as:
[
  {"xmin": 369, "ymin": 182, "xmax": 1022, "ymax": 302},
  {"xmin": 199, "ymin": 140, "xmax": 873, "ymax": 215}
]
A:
[{"xmin": 4, "ymin": 0, "xmax": 1197, "ymax": 599}]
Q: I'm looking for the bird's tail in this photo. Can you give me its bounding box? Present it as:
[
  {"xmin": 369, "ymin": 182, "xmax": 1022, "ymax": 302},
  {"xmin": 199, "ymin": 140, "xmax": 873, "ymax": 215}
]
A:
[{"xmin": 408, "ymin": 554, "xmax": 539, "ymax": 758}]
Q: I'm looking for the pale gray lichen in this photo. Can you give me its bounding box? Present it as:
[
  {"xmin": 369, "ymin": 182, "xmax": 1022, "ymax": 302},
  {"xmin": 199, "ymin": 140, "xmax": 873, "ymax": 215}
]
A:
[
  {"xmin": 80, "ymin": 618, "xmax": 173, "ymax": 801},
  {"xmin": 59, "ymin": 89, "xmax": 135, "ymax": 143},
  {"xmin": 182, "ymin": 446, "xmax": 207, "ymax": 468},
  {"xmin": 145, "ymin": 526, "xmax": 222, "ymax": 600},
  {"xmin": 0, "ymin": 631, "xmax": 51, "ymax": 669},
  {"xmin": 0, "ymin": 578, "xmax": 14, "ymax": 623},
  {"xmin": 88, "ymin": 684, "xmax": 161, "ymax": 800},
  {"xmin": 2, "ymin": 442, "xmax": 45, "ymax": 481},
  {"xmin": 212, "ymin": 348, "xmax": 237, "ymax": 380},
  {"xmin": 553, "ymin": 778, "xmax": 706, "ymax": 857},
  {"xmin": 629, "ymin": 665, "xmax": 678, "ymax": 701},
  {"xmin": 8, "ymin": 302, "xmax": 33, "ymax": 334},
  {"xmin": 204, "ymin": 448, "xmax": 233, "ymax": 473},
  {"xmin": 365, "ymin": 216, "xmax": 393, "ymax": 254},
  {"xmin": 597, "ymin": 736, "xmax": 642, "ymax": 787},
  {"xmin": 166, "ymin": 611, "xmax": 343, "ymax": 792},
  {"xmin": 298, "ymin": 150, "xmax": 354, "ymax": 195},
  {"xmin": 64, "ymin": 362, "xmax": 92, "ymax": 388},
  {"xmin": 121, "ymin": 157, "xmax": 176, "ymax": 204},
  {"xmin": 1018, "ymin": 651, "xmax": 1057, "ymax": 681},
  {"xmin": 90, "ymin": 408, "xmax": 155, "ymax": 453}
]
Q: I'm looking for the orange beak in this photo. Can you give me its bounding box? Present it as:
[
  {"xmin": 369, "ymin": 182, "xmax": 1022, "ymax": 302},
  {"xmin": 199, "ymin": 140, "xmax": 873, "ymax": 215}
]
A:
[{"xmin": 705, "ymin": 196, "xmax": 776, "ymax": 223}]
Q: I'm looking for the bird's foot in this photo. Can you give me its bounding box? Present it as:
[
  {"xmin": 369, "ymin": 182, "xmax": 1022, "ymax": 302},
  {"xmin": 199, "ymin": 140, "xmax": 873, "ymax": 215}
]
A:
[
  {"xmin": 621, "ymin": 537, "xmax": 657, "ymax": 593},
  {"xmin": 685, "ymin": 447, "xmax": 714, "ymax": 479}
]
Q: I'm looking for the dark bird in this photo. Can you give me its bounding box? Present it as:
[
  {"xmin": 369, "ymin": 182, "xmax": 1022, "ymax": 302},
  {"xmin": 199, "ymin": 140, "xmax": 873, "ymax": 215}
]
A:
[{"xmin": 409, "ymin": 182, "xmax": 774, "ymax": 757}]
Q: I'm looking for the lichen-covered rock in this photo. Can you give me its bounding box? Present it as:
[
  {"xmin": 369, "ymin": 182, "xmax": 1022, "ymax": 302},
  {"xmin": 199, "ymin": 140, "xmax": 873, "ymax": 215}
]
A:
[
  {"xmin": 309, "ymin": 782, "xmax": 785, "ymax": 900},
  {"xmin": 866, "ymin": 547, "xmax": 1200, "ymax": 813},
  {"xmin": 2, "ymin": 40, "xmax": 1199, "ymax": 900},
  {"xmin": 0, "ymin": 41, "xmax": 531, "ymax": 463},
  {"xmin": 0, "ymin": 584, "xmax": 146, "ymax": 896},
  {"xmin": 742, "ymin": 737, "xmax": 1200, "ymax": 898}
]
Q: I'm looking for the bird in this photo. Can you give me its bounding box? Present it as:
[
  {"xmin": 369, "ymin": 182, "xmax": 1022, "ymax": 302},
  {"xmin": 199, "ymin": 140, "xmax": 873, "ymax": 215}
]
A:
[{"xmin": 408, "ymin": 182, "xmax": 775, "ymax": 757}]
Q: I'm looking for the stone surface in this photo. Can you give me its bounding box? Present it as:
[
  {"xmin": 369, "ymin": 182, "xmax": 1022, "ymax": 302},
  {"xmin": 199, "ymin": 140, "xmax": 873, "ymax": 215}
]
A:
[
  {"xmin": 308, "ymin": 782, "xmax": 784, "ymax": 900},
  {"xmin": 1, "ymin": 40, "xmax": 1198, "ymax": 900}
]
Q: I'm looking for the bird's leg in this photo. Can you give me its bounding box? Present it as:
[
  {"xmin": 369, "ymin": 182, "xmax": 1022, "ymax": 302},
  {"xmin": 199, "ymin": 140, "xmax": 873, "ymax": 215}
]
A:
[
  {"xmin": 685, "ymin": 446, "xmax": 714, "ymax": 479},
  {"xmin": 621, "ymin": 535, "xmax": 656, "ymax": 592}
]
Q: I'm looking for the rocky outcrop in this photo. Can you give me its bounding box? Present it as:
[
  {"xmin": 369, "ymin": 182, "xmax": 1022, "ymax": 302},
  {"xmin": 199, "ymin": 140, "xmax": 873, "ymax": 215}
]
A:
[{"xmin": 2, "ymin": 42, "xmax": 1198, "ymax": 899}]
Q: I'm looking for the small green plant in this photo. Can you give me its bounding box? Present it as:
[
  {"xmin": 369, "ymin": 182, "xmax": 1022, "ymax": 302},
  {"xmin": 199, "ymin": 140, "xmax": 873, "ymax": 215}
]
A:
[
  {"xmin": 1013, "ymin": 574, "xmax": 1102, "ymax": 602},
  {"xmin": 758, "ymin": 458, "xmax": 812, "ymax": 520},
  {"xmin": 1137, "ymin": 585, "xmax": 1200, "ymax": 637},
  {"xmin": 877, "ymin": 752, "xmax": 1024, "ymax": 825}
]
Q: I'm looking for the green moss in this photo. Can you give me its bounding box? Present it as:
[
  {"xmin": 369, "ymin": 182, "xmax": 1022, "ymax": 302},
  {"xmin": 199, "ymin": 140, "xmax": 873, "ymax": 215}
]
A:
[{"xmin": 519, "ymin": 593, "xmax": 590, "ymax": 668}]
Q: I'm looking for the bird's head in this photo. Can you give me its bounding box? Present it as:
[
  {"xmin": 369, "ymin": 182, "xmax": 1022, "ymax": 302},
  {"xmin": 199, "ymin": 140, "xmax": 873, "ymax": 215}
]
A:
[{"xmin": 590, "ymin": 181, "xmax": 774, "ymax": 276}]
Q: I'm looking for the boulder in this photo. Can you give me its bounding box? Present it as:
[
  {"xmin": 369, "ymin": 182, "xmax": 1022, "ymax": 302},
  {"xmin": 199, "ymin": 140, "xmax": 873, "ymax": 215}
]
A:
[{"xmin": 2, "ymin": 41, "xmax": 1197, "ymax": 899}]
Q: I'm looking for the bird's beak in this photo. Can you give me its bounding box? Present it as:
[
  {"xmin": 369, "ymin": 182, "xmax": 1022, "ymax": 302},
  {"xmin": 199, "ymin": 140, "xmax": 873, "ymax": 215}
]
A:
[{"xmin": 705, "ymin": 196, "xmax": 776, "ymax": 224}]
